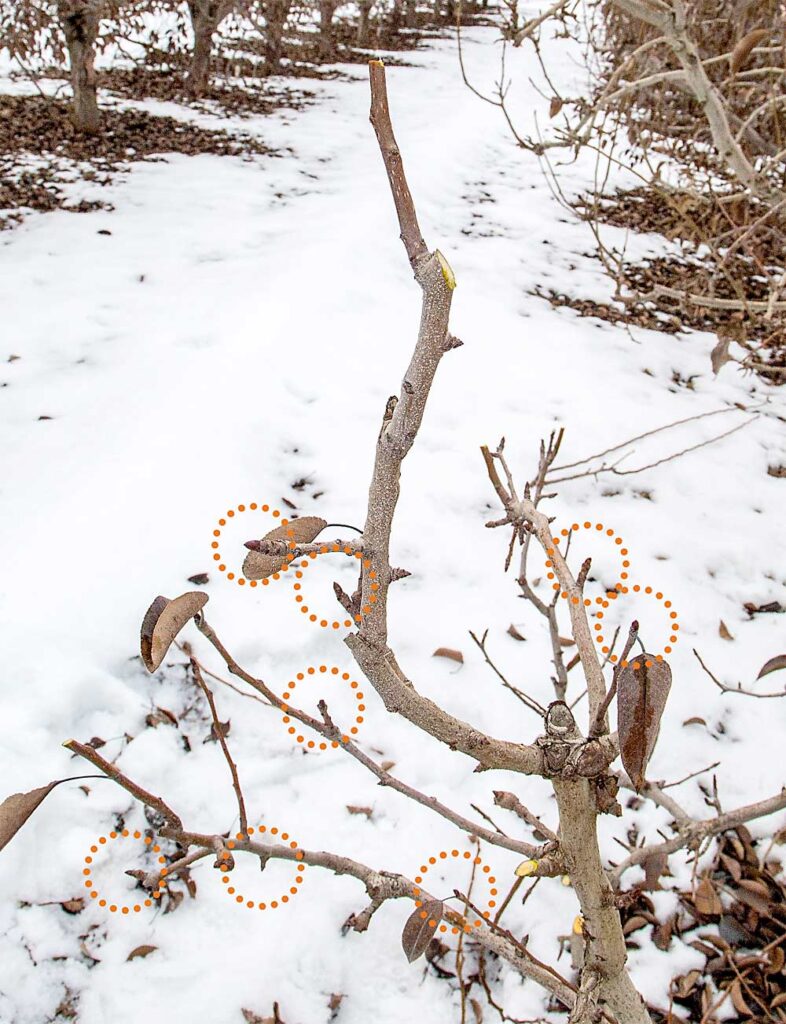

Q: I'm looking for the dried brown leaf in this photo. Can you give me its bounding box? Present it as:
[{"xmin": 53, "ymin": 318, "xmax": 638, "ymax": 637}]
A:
[
  {"xmin": 757, "ymin": 654, "xmax": 786, "ymax": 679},
  {"xmin": 401, "ymin": 900, "xmax": 443, "ymax": 962},
  {"xmin": 617, "ymin": 656, "xmax": 672, "ymax": 790},
  {"xmin": 507, "ymin": 624, "xmax": 526, "ymax": 641},
  {"xmin": 682, "ymin": 716, "xmax": 707, "ymax": 727},
  {"xmin": 127, "ymin": 944, "xmax": 157, "ymax": 961},
  {"xmin": 694, "ymin": 877, "xmax": 722, "ymax": 916},
  {"xmin": 380, "ymin": 760, "xmax": 396, "ymax": 772},
  {"xmin": 622, "ymin": 914, "xmax": 649, "ymax": 935},
  {"xmin": 432, "ymin": 648, "xmax": 464, "ymax": 664},
  {"xmin": 242, "ymin": 516, "xmax": 327, "ymax": 580},
  {"xmin": 718, "ymin": 619, "xmax": 734, "ymax": 641},
  {"xmin": 140, "ymin": 592, "xmax": 208, "ymax": 672},
  {"xmin": 60, "ymin": 898, "xmax": 85, "ymax": 914},
  {"xmin": 549, "ymin": 95, "xmax": 564, "ymax": 118},
  {"xmin": 346, "ymin": 805, "xmax": 373, "ymax": 818},
  {"xmin": 730, "ymin": 27, "xmax": 769, "ymax": 75},
  {"xmin": 710, "ymin": 335, "xmax": 733, "ymax": 374},
  {"xmin": 0, "ymin": 781, "xmax": 59, "ymax": 853},
  {"xmin": 729, "ymin": 979, "xmax": 753, "ymax": 1016}
]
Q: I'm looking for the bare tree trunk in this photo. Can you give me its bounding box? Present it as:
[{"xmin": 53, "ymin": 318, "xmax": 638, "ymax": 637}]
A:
[
  {"xmin": 187, "ymin": 0, "xmax": 232, "ymax": 96},
  {"xmin": 357, "ymin": 0, "xmax": 372, "ymax": 46},
  {"xmin": 404, "ymin": 0, "xmax": 417, "ymax": 29},
  {"xmin": 318, "ymin": 0, "xmax": 338, "ymax": 60},
  {"xmin": 263, "ymin": 0, "xmax": 291, "ymax": 72},
  {"xmin": 57, "ymin": 0, "xmax": 101, "ymax": 134},
  {"xmin": 389, "ymin": 0, "xmax": 404, "ymax": 34},
  {"xmin": 553, "ymin": 778, "xmax": 652, "ymax": 1024}
]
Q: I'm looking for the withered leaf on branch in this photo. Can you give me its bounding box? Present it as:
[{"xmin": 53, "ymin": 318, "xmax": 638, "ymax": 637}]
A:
[
  {"xmin": 730, "ymin": 27, "xmax": 769, "ymax": 75},
  {"xmin": 401, "ymin": 899, "xmax": 444, "ymax": 962},
  {"xmin": 549, "ymin": 96, "xmax": 564, "ymax": 118},
  {"xmin": 140, "ymin": 592, "xmax": 208, "ymax": 673},
  {"xmin": 0, "ymin": 781, "xmax": 60, "ymax": 853},
  {"xmin": 433, "ymin": 647, "xmax": 464, "ymax": 664},
  {"xmin": 757, "ymin": 654, "xmax": 786, "ymax": 680},
  {"xmin": 242, "ymin": 516, "xmax": 327, "ymax": 580},
  {"xmin": 617, "ymin": 655, "xmax": 672, "ymax": 791}
]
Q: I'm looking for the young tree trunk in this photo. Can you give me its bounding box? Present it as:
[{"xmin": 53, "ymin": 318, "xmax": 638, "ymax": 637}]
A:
[
  {"xmin": 187, "ymin": 0, "xmax": 230, "ymax": 96},
  {"xmin": 552, "ymin": 778, "xmax": 652, "ymax": 1024},
  {"xmin": 404, "ymin": 0, "xmax": 417, "ymax": 29},
  {"xmin": 389, "ymin": 0, "xmax": 404, "ymax": 34},
  {"xmin": 57, "ymin": 0, "xmax": 102, "ymax": 134},
  {"xmin": 318, "ymin": 0, "xmax": 338, "ymax": 60},
  {"xmin": 357, "ymin": 0, "xmax": 372, "ymax": 46},
  {"xmin": 263, "ymin": 0, "xmax": 291, "ymax": 72}
]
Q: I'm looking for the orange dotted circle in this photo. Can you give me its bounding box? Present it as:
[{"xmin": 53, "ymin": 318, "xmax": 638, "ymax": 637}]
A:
[
  {"xmin": 545, "ymin": 522, "xmax": 630, "ymax": 599},
  {"xmin": 412, "ymin": 849, "xmax": 497, "ymax": 935},
  {"xmin": 594, "ymin": 588, "xmax": 680, "ymax": 663},
  {"xmin": 278, "ymin": 666, "xmax": 364, "ymax": 749},
  {"xmin": 219, "ymin": 826, "xmax": 305, "ymax": 910},
  {"xmin": 291, "ymin": 541, "xmax": 379, "ymax": 631},
  {"xmin": 81, "ymin": 829, "xmax": 167, "ymax": 914},
  {"xmin": 211, "ymin": 503, "xmax": 292, "ymax": 588}
]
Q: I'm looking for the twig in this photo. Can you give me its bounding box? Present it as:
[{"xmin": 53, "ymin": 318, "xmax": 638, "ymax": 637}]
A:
[{"xmin": 694, "ymin": 649, "xmax": 786, "ymax": 699}]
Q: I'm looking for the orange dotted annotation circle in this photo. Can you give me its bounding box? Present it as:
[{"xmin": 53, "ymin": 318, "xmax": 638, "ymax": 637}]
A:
[
  {"xmin": 292, "ymin": 545, "xmax": 379, "ymax": 631},
  {"xmin": 545, "ymin": 521, "xmax": 631, "ymax": 599},
  {"xmin": 219, "ymin": 827, "xmax": 306, "ymax": 910},
  {"xmin": 544, "ymin": 521, "xmax": 679, "ymax": 664},
  {"xmin": 279, "ymin": 666, "xmax": 365, "ymax": 749},
  {"xmin": 412, "ymin": 850, "xmax": 498, "ymax": 935},
  {"xmin": 82, "ymin": 830, "xmax": 167, "ymax": 914},
  {"xmin": 211, "ymin": 503, "xmax": 294, "ymax": 587}
]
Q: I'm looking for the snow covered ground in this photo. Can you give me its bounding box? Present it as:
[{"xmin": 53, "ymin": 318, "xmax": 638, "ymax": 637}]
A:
[{"xmin": 1, "ymin": 9, "xmax": 785, "ymax": 1023}]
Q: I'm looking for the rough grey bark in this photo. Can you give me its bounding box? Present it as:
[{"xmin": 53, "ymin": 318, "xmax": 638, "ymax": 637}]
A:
[
  {"xmin": 318, "ymin": 0, "xmax": 338, "ymax": 59},
  {"xmin": 186, "ymin": 0, "xmax": 233, "ymax": 95},
  {"xmin": 554, "ymin": 779, "xmax": 652, "ymax": 1024},
  {"xmin": 356, "ymin": 0, "xmax": 372, "ymax": 46},
  {"xmin": 263, "ymin": 0, "xmax": 291, "ymax": 71},
  {"xmin": 57, "ymin": 0, "xmax": 101, "ymax": 133}
]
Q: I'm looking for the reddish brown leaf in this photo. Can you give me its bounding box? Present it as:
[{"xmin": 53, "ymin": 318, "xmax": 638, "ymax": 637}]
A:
[
  {"xmin": 617, "ymin": 656, "xmax": 672, "ymax": 790},
  {"xmin": 718, "ymin": 619, "xmax": 734, "ymax": 640},
  {"xmin": 127, "ymin": 944, "xmax": 157, "ymax": 961},
  {"xmin": 60, "ymin": 898, "xmax": 85, "ymax": 914},
  {"xmin": 401, "ymin": 900, "xmax": 443, "ymax": 962},
  {"xmin": 0, "ymin": 782, "xmax": 59, "ymax": 853},
  {"xmin": 549, "ymin": 96, "xmax": 564, "ymax": 118},
  {"xmin": 730, "ymin": 28, "xmax": 769, "ymax": 75},
  {"xmin": 507, "ymin": 624, "xmax": 526, "ymax": 641},
  {"xmin": 432, "ymin": 648, "xmax": 463, "ymax": 664},
  {"xmin": 757, "ymin": 654, "xmax": 786, "ymax": 679},
  {"xmin": 729, "ymin": 979, "xmax": 752, "ymax": 1016},
  {"xmin": 682, "ymin": 716, "xmax": 706, "ymax": 727},
  {"xmin": 346, "ymin": 805, "xmax": 373, "ymax": 818},
  {"xmin": 140, "ymin": 592, "xmax": 208, "ymax": 672},
  {"xmin": 242, "ymin": 516, "xmax": 327, "ymax": 580}
]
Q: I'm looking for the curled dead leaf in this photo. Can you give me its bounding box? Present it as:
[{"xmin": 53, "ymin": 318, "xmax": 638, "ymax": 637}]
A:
[
  {"xmin": 710, "ymin": 335, "xmax": 733, "ymax": 375},
  {"xmin": 433, "ymin": 647, "xmax": 464, "ymax": 664},
  {"xmin": 0, "ymin": 781, "xmax": 60, "ymax": 853},
  {"xmin": 757, "ymin": 653, "xmax": 786, "ymax": 680},
  {"xmin": 549, "ymin": 95, "xmax": 564, "ymax": 118},
  {"xmin": 507, "ymin": 624, "xmax": 526, "ymax": 641},
  {"xmin": 140, "ymin": 592, "xmax": 208, "ymax": 672},
  {"xmin": 127, "ymin": 944, "xmax": 158, "ymax": 961},
  {"xmin": 617, "ymin": 656, "xmax": 672, "ymax": 791},
  {"xmin": 694, "ymin": 877, "xmax": 722, "ymax": 917},
  {"xmin": 730, "ymin": 27, "xmax": 769, "ymax": 75},
  {"xmin": 242, "ymin": 516, "xmax": 327, "ymax": 580},
  {"xmin": 401, "ymin": 899, "xmax": 443, "ymax": 962},
  {"xmin": 718, "ymin": 620, "xmax": 734, "ymax": 641}
]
